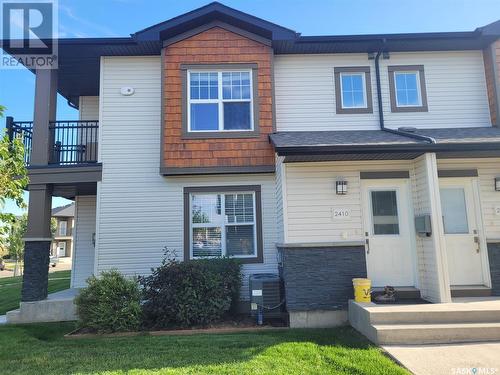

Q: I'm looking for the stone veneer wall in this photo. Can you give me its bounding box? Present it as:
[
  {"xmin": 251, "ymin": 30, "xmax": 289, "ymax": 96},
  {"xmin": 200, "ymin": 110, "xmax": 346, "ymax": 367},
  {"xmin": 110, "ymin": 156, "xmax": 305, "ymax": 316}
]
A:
[
  {"xmin": 488, "ymin": 243, "xmax": 500, "ymax": 296},
  {"xmin": 278, "ymin": 246, "xmax": 367, "ymax": 311}
]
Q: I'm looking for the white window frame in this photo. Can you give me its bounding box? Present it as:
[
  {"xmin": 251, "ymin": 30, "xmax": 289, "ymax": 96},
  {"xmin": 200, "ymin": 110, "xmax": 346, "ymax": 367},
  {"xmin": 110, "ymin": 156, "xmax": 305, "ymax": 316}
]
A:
[
  {"xmin": 58, "ymin": 220, "xmax": 67, "ymax": 236},
  {"xmin": 393, "ymin": 70, "xmax": 422, "ymax": 108},
  {"xmin": 339, "ymin": 72, "xmax": 368, "ymax": 109},
  {"xmin": 187, "ymin": 70, "xmax": 254, "ymax": 132},
  {"xmin": 189, "ymin": 191, "xmax": 257, "ymax": 259}
]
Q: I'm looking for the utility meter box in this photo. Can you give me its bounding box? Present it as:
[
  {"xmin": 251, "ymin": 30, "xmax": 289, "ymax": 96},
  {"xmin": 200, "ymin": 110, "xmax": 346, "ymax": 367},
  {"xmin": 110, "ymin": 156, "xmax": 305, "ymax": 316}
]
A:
[{"xmin": 415, "ymin": 215, "xmax": 432, "ymax": 237}]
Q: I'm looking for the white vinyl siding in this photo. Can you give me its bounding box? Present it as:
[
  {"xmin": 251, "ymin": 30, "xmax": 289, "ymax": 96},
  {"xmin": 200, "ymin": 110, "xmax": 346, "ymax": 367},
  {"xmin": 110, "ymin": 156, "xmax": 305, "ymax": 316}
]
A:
[
  {"xmin": 412, "ymin": 154, "xmax": 449, "ymax": 302},
  {"xmin": 97, "ymin": 56, "xmax": 277, "ymax": 299},
  {"xmin": 71, "ymin": 196, "xmax": 97, "ymax": 288},
  {"xmin": 283, "ymin": 159, "xmax": 414, "ymax": 243},
  {"xmin": 79, "ymin": 96, "xmax": 99, "ymax": 120},
  {"xmin": 274, "ymin": 51, "xmax": 491, "ymax": 131}
]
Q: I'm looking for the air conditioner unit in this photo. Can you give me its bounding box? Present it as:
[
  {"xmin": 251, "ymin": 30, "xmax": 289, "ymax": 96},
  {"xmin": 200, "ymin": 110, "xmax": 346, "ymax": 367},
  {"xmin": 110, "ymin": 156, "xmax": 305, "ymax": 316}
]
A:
[{"xmin": 249, "ymin": 273, "xmax": 283, "ymax": 324}]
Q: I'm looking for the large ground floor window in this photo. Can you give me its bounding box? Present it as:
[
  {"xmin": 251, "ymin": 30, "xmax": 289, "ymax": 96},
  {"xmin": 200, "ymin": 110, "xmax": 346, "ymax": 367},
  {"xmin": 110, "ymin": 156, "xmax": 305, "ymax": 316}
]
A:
[{"xmin": 183, "ymin": 185, "xmax": 263, "ymax": 263}]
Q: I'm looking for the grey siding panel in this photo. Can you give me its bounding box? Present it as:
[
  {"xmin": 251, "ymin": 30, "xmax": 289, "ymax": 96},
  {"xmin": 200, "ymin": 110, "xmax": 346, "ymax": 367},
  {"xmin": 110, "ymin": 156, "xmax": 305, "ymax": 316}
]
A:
[
  {"xmin": 279, "ymin": 246, "xmax": 366, "ymax": 311},
  {"xmin": 488, "ymin": 243, "xmax": 500, "ymax": 296}
]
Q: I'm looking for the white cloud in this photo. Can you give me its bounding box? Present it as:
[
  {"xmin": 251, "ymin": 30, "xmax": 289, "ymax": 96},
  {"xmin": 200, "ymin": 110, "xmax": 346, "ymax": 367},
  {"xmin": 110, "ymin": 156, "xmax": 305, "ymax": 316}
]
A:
[{"xmin": 58, "ymin": 3, "xmax": 119, "ymax": 37}]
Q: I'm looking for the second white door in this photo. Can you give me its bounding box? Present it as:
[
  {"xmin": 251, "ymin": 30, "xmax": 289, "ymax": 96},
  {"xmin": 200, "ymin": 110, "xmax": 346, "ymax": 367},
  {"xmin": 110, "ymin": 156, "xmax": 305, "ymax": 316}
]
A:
[{"xmin": 439, "ymin": 178, "xmax": 485, "ymax": 286}]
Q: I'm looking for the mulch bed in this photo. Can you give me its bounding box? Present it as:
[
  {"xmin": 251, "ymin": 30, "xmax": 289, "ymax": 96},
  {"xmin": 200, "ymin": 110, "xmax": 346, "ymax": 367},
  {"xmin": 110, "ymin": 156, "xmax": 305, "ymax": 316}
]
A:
[{"xmin": 65, "ymin": 317, "xmax": 288, "ymax": 339}]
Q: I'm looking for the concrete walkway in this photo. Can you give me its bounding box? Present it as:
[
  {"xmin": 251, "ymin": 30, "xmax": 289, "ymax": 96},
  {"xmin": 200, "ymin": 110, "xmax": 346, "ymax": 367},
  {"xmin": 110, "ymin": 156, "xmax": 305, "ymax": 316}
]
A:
[
  {"xmin": 0, "ymin": 315, "xmax": 6, "ymax": 325},
  {"xmin": 384, "ymin": 342, "xmax": 500, "ymax": 375}
]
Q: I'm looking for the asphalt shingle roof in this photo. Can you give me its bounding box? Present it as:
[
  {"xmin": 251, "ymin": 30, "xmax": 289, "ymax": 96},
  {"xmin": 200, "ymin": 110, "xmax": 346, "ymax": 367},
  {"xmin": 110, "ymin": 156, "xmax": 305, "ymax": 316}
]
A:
[{"xmin": 270, "ymin": 127, "xmax": 500, "ymax": 149}]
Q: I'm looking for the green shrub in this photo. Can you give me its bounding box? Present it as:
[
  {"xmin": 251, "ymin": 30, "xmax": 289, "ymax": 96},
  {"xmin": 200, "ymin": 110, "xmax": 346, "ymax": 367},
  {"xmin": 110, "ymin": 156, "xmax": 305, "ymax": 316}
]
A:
[
  {"xmin": 75, "ymin": 270, "xmax": 141, "ymax": 333},
  {"xmin": 140, "ymin": 255, "xmax": 242, "ymax": 329}
]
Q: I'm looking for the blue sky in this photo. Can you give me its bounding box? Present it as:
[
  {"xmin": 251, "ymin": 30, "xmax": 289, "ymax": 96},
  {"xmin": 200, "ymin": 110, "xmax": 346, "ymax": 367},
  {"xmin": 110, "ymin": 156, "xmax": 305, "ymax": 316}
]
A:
[{"xmin": 1, "ymin": 0, "xmax": 499, "ymax": 214}]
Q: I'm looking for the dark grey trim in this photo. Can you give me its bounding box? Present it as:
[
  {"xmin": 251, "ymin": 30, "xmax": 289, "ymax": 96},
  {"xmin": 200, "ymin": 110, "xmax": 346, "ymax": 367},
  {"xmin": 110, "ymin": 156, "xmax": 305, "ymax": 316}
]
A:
[
  {"xmin": 438, "ymin": 169, "xmax": 478, "ymax": 178},
  {"xmin": 183, "ymin": 185, "xmax": 264, "ymax": 264},
  {"xmin": 180, "ymin": 64, "xmax": 260, "ymax": 139},
  {"xmin": 270, "ymin": 52, "xmax": 277, "ymax": 133},
  {"xmin": 162, "ymin": 20, "xmax": 272, "ymax": 48},
  {"xmin": 388, "ymin": 65, "xmax": 428, "ymax": 113},
  {"xmin": 489, "ymin": 43, "xmax": 500, "ymax": 127},
  {"xmin": 162, "ymin": 165, "xmax": 275, "ymax": 176},
  {"xmin": 334, "ymin": 66, "xmax": 373, "ymax": 114},
  {"xmin": 275, "ymin": 142, "xmax": 500, "ymax": 156},
  {"xmin": 28, "ymin": 164, "xmax": 103, "ymax": 184},
  {"xmin": 160, "ymin": 48, "xmax": 166, "ymax": 172},
  {"xmin": 360, "ymin": 171, "xmax": 410, "ymax": 179}
]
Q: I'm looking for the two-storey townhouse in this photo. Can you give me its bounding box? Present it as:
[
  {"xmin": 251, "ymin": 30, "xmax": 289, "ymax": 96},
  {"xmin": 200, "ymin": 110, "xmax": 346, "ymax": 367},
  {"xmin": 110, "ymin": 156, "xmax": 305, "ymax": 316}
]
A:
[
  {"xmin": 51, "ymin": 203, "xmax": 74, "ymax": 258},
  {"xmin": 4, "ymin": 3, "xmax": 500, "ymax": 332}
]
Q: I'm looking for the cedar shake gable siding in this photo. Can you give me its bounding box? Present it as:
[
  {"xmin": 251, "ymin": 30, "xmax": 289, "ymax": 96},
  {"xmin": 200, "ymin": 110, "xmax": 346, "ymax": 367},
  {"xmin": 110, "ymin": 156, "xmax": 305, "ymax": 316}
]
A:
[{"xmin": 163, "ymin": 27, "xmax": 275, "ymax": 172}]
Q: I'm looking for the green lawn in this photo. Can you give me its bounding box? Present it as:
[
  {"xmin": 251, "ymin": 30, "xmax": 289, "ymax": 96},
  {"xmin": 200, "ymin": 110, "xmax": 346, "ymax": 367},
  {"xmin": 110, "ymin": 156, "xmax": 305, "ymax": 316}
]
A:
[
  {"xmin": 0, "ymin": 323, "xmax": 408, "ymax": 375},
  {"xmin": 0, "ymin": 270, "xmax": 71, "ymax": 315}
]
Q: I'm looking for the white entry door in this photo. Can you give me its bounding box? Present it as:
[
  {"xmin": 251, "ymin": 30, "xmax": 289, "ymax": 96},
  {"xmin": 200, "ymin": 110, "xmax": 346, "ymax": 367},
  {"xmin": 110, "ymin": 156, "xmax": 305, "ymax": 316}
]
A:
[
  {"xmin": 57, "ymin": 242, "xmax": 66, "ymax": 257},
  {"xmin": 439, "ymin": 178, "xmax": 485, "ymax": 286},
  {"xmin": 362, "ymin": 179, "xmax": 416, "ymax": 287}
]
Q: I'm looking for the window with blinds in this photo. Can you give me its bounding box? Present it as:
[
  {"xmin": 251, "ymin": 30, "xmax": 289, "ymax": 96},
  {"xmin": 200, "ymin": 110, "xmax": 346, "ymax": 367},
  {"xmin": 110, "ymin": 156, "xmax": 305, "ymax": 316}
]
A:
[{"xmin": 190, "ymin": 192, "xmax": 257, "ymax": 258}]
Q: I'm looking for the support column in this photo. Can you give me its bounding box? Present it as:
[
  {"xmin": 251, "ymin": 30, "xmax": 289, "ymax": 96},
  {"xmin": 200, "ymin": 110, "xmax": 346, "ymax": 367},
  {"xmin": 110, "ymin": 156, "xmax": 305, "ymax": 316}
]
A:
[
  {"xmin": 31, "ymin": 68, "xmax": 57, "ymax": 166},
  {"xmin": 413, "ymin": 153, "xmax": 452, "ymax": 303},
  {"xmin": 21, "ymin": 68, "xmax": 57, "ymax": 302},
  {"xmin": 22, "ymin": 184, "xmax": 53, "ymax": 301}
]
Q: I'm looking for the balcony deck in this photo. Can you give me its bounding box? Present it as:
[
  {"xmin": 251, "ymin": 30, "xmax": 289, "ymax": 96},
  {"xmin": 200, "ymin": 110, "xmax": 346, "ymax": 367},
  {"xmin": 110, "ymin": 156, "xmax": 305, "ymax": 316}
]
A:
[{"xmin": 6, "ymin": 117, "xmax": 102, "ymax": 198}]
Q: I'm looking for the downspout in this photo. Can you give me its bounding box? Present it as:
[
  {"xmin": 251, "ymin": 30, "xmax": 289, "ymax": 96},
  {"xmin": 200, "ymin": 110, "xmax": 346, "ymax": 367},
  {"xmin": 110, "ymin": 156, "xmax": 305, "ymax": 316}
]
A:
[{"xmin": 374, "ymin": 49, "xmax": 436, "ymax": 144}]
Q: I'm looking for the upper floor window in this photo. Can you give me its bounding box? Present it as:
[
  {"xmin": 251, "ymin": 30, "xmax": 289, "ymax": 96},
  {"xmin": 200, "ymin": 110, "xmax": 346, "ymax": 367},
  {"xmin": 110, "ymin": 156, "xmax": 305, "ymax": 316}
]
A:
[
  {"xmin": 334, "ymin": 67, "xmax": 373, "ymax": 114},
  {"xmin": 183, "ymin": 186, "xmax": 263, "ymax": 263},
  {"xmin": 188, "ymin": 70, "xmax": 254, "ymax": 133},
  {"xmin": 58, "ymin": 220, "xmax": 67, "ymax": 236},
  {"xmin": 388, "ymin": 65, "xmax": 428, "ymax": 112}
]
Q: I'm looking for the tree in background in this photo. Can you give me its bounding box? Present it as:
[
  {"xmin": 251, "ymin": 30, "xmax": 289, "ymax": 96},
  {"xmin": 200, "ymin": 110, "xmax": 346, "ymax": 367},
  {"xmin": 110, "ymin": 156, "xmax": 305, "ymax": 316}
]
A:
[
  {"xmin": 5, "ymin": 215, "xmax": 56, "ymax": 276},
  {"xmin": 8, "ymin": 214, "xmax": 27, "ymax": 276},
  {"xmin": 0, "ymin": 104, "xmax": 29, "ymax": 256}
]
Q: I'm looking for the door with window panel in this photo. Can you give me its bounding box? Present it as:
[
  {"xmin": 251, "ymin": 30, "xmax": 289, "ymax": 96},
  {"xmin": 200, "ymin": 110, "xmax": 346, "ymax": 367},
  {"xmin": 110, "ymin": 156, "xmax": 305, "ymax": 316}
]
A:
[
  {"xmin": 362, "ymin": 180, "xmax": 416, "ymax": 287},
  {"xmin": 439, "ymin": 178, "xmax": 485, "ymax": 286},
  {"xmin": 190, "ymin": 192, "xmax": 257, "ymax": 259}
]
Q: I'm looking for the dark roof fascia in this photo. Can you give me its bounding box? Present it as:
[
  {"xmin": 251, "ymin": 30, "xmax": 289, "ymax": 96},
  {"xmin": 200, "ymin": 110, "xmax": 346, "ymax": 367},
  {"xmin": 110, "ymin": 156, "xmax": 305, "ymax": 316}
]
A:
[
  {"xmin": 133, "ymin": 2, "xmax": 298, "ymax": 42},
  {"xmin": 274, "ymin": 142, "xmax": 500, "ymax": 156}
]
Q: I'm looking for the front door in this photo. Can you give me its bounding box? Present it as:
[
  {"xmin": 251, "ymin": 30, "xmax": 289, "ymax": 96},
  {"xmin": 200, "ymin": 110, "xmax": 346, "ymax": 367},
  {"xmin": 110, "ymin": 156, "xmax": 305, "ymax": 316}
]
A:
[
  {"xmin": 57, "ymin": 242, "xmax": 66, "ymax": 257},
  {"xmin": 439, "ymin": 178, "xmax": 485, "ymax": 286},
  {"xmin": 362, "ymin": 180, "xmax": 416, "ymax": 287}
]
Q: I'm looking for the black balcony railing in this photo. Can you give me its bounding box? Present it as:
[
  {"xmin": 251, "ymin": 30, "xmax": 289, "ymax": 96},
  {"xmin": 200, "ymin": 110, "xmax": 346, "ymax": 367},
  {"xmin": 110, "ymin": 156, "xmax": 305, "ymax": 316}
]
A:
[
  {"xmin": 49, "ymin": 121, "xmax": 99, "ymax": 165},
  {"xmin": 6, "ymin": 117, "xmax": 33, "ymax": 165},
  {"xmin": 6, "ymin": 117, "xmax": 99, "ymax": 166}
]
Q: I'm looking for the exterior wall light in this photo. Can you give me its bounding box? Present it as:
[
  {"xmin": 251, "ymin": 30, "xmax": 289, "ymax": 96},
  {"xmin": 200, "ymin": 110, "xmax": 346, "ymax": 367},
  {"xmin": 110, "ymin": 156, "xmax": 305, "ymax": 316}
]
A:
[
  {"xmin": 495, "ymin": 177, "xmax": 500, "ymax": 191},
  {"xmin": 336, "ymin": 179, "xmax": 348, "ymax": 195}
]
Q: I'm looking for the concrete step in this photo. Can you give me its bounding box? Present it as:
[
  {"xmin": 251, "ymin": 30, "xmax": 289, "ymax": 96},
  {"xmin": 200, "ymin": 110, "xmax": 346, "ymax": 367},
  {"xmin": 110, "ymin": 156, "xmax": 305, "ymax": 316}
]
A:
[
  {"xmin": 374, "ymin": 322, "xmax": 500, "ymax": 345},
  {"xmin": 6, "ymin": 294, "xmax": 77, "ymax": 324},
  {"xmin": 369, "ymin": 309, "xmax": 500, "ymax": 324}
]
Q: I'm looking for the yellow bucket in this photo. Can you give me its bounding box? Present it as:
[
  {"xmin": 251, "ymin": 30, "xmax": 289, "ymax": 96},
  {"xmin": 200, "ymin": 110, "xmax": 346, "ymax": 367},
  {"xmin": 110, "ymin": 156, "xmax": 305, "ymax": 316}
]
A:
[{"xmin": 352, "ymin": 278, "xmax": 371, "ymax": 303}]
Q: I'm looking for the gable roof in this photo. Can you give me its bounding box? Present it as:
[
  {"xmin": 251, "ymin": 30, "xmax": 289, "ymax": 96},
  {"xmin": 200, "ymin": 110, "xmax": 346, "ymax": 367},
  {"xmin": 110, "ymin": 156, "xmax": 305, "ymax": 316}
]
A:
[
  {"xmin": 132, "ymin": 2, "xmax": 298, "ymax": 42},
  {"xmin": 51, "ymin": 203, "xmax": 75, "ymax": 218}
]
